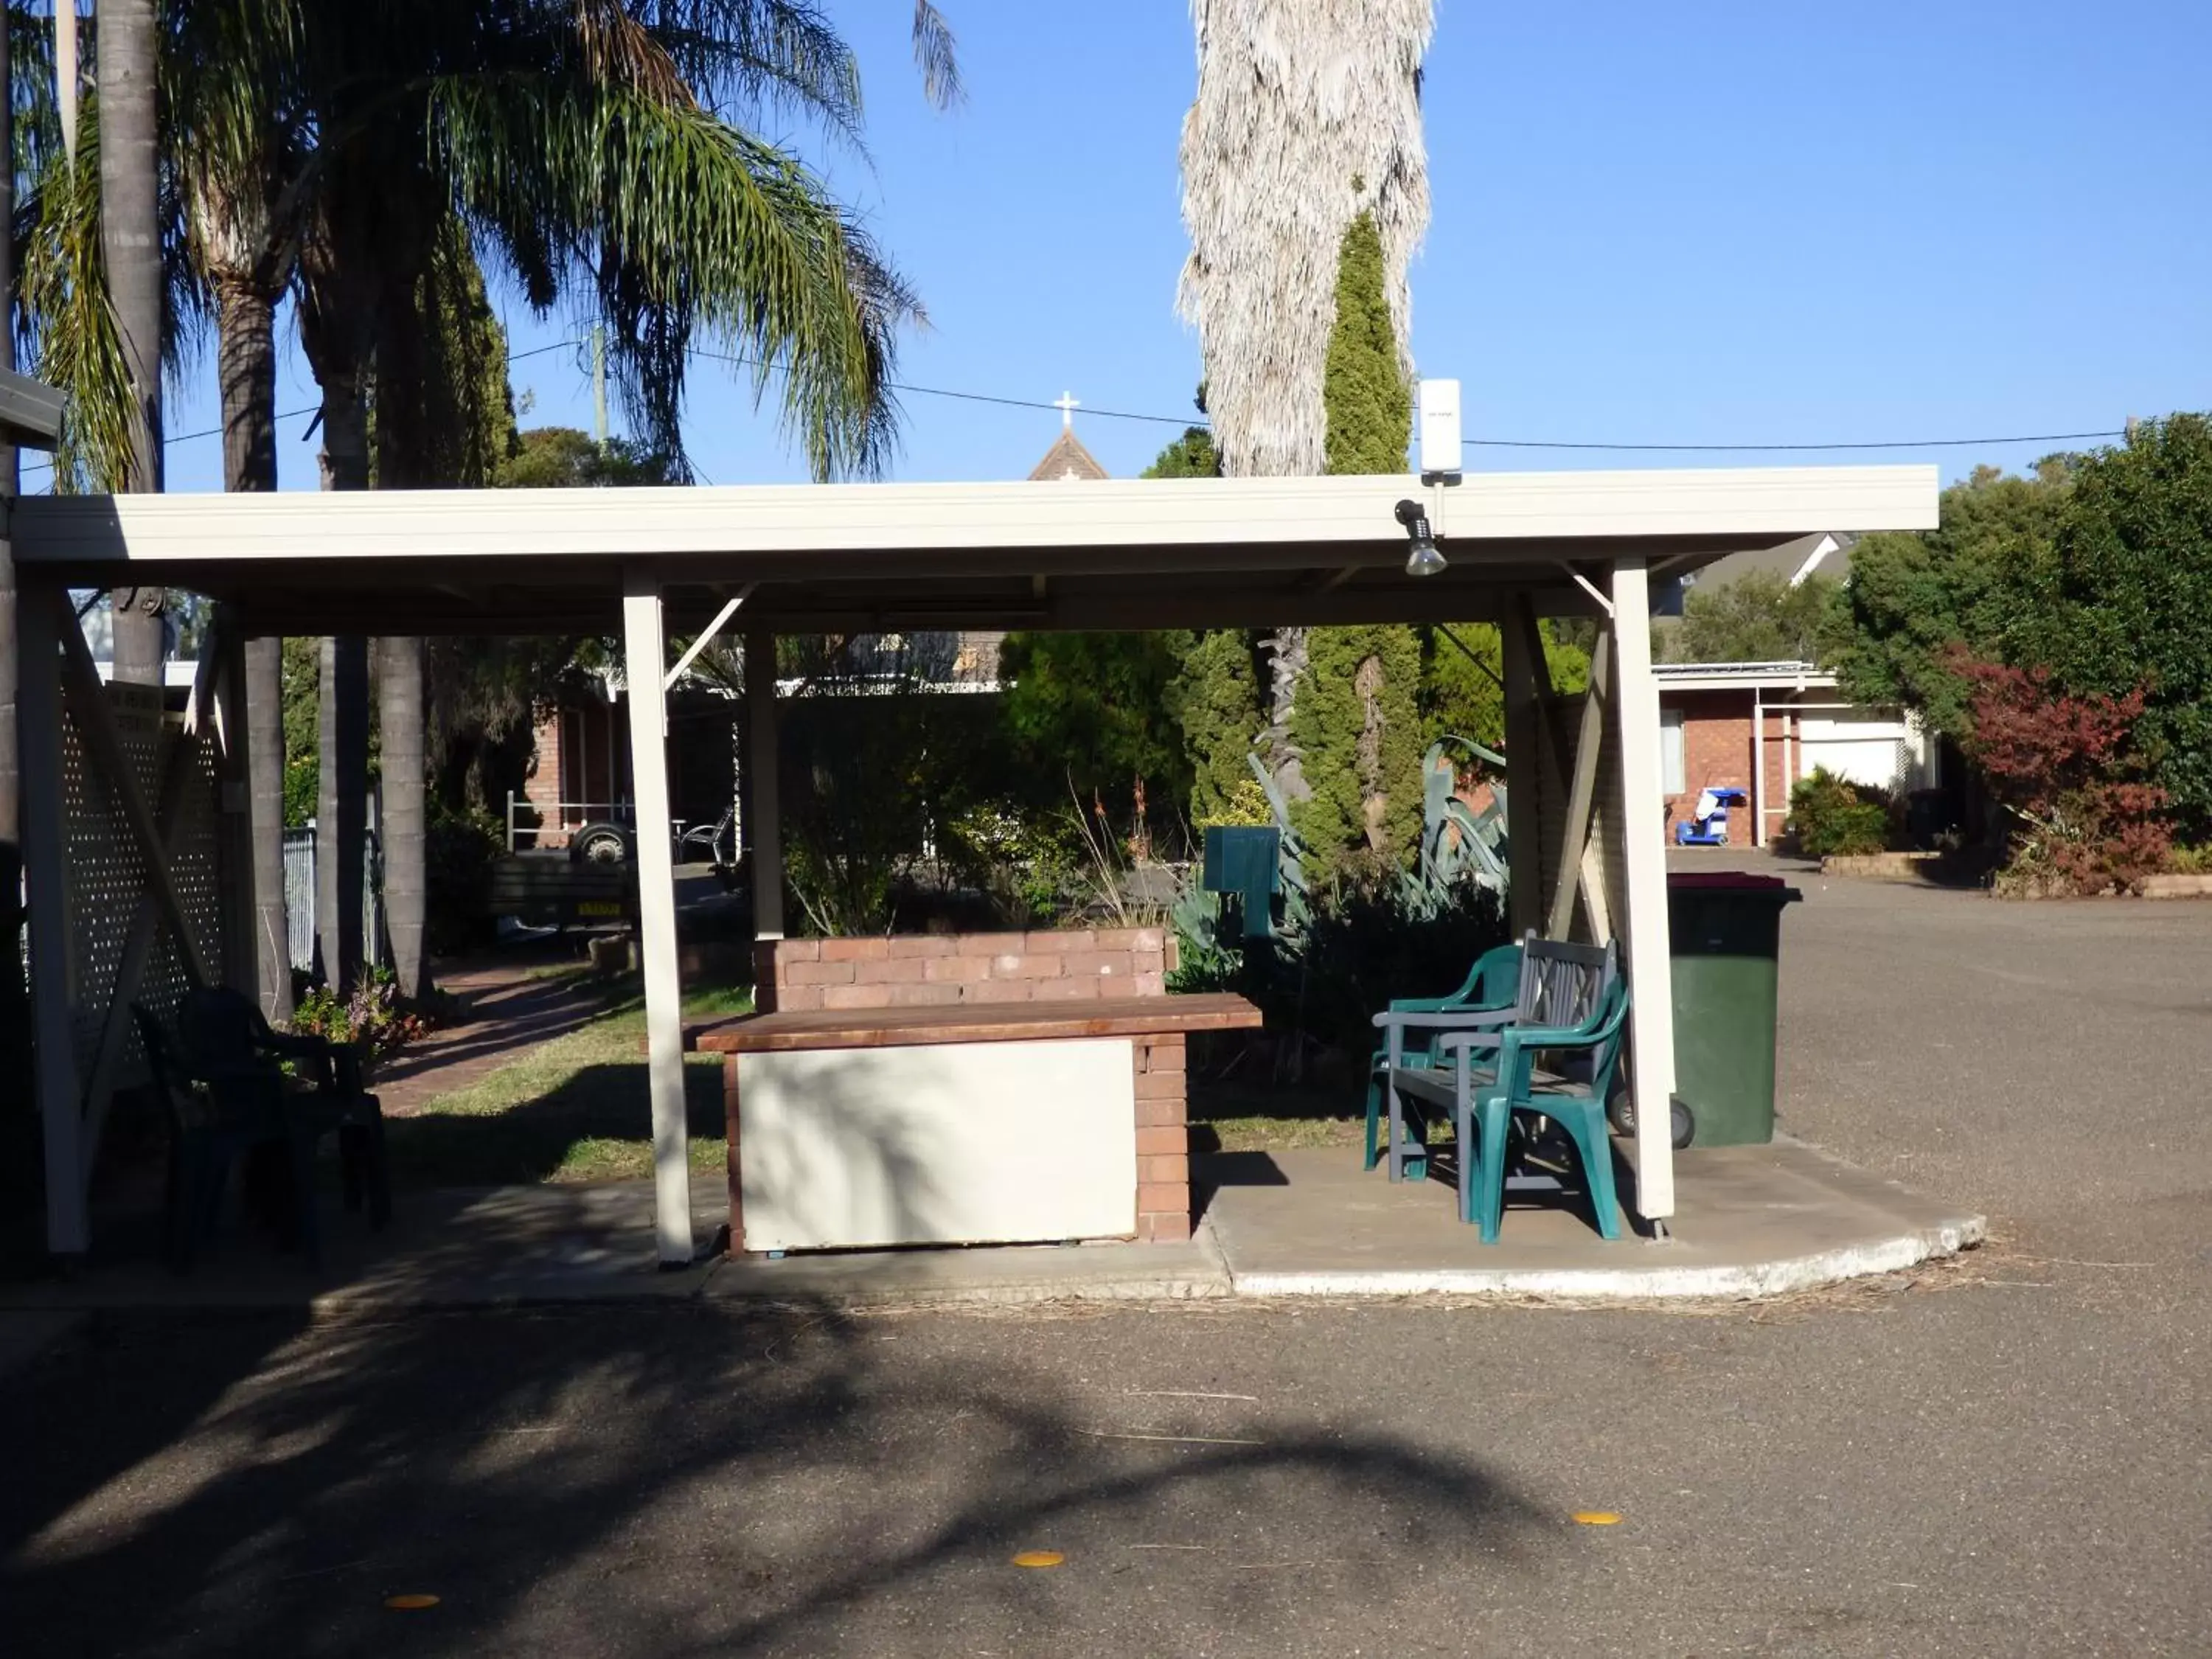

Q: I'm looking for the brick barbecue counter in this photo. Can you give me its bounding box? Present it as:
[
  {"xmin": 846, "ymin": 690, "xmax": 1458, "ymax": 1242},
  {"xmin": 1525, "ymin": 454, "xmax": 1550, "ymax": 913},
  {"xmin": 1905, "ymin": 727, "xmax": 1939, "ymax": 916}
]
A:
[{"xmin": 692, "ymin": 992, "xmax": 1261, "ymax": 1251}]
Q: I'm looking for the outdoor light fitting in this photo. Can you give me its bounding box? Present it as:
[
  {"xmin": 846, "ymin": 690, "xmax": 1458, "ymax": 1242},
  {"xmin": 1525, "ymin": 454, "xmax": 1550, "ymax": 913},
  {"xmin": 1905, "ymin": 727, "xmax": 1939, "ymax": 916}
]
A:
[{"xmin": 1396, "ymin": 498, "xmax": 1445, "ymax": 577}]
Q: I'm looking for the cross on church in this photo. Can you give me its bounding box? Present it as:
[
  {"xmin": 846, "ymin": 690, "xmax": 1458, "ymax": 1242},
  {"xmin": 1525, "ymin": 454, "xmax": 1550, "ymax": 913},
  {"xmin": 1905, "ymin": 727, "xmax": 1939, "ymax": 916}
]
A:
[{"xmin": 1053, "ymin": 390, "xmax": 1079, "ymax": 431}]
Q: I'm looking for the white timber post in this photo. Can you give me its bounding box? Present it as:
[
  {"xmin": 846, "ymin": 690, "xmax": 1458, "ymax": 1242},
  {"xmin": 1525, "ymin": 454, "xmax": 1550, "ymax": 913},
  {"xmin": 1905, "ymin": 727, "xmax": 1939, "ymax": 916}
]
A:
[
  {"xmin": 1610, "ymin": 557, "xmax": 1677, "ymax": 1225},
  {"xmin": 1547, "ymin": 622, "xmax": 1613, "ymax": 943},
  {"xmin": 744, "ymin": 622, "xmax": 783, "ymax": 943},
  {"xmin": 19, "ymin": 584, "xmax": 86, "ymax": 1255},
  {"xmin": 621, "ymin": 566, "xmax": 694, "ymax": 1267},
  {"xmin": 1498, "ymin": 591, "xmax": 1542, "ymax": 942},
  {"xmin": 1751, "ymin": 684, "xmax": 1767, "ymax": 848}
]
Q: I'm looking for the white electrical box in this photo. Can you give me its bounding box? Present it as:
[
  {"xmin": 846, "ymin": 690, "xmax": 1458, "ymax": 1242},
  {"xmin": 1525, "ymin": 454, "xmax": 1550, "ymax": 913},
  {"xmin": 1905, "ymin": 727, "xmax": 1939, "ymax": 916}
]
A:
[{"xmin": 1418, "ymin": 378, "xmax": 1462, "ymax": 481}]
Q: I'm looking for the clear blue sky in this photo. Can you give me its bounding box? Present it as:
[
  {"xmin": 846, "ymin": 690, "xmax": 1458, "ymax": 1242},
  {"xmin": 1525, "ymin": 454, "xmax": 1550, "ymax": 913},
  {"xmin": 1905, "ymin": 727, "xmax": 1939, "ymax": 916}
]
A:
[{"xmin": 156, "ymin": 0, "xmax": 2209, "ymax": 494}]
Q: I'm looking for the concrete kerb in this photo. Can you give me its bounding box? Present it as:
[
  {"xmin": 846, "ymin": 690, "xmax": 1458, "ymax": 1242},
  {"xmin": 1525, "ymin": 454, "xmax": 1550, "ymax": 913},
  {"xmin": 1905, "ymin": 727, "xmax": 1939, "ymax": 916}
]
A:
[
  {"xmin": 700, "ymin": 1222, "xmax": 1237, "ymax": 1310},
  {"xmin": 1218, "ymin": 1212, "xmax": 1987, "ymax": 1304}
]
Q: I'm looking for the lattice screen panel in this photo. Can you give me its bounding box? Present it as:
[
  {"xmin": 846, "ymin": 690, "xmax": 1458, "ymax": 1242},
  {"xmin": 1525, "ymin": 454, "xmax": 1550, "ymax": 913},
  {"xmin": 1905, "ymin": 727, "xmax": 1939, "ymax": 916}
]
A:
[{"xmin": 60, "ymin": 691, "xmax": 225, "ymax": 1086}]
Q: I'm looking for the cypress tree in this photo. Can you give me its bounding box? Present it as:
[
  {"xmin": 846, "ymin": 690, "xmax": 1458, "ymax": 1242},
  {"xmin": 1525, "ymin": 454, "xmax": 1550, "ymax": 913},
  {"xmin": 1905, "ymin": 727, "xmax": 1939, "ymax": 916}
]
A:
[
  {"xmin": 1140, "ymin": 422, "xmax": 1265, "ymax": 825},
  {"xmin": 1171, "ymin": 628, "xmax": 1265, "ymax": 824},
  {"xmin": 1321, "ymin": 215, "xmax": 1410, "ymax": 475},
  {"xmin": 1293, "ymin": 212, "xmax": 1424, "ymax": 881}
]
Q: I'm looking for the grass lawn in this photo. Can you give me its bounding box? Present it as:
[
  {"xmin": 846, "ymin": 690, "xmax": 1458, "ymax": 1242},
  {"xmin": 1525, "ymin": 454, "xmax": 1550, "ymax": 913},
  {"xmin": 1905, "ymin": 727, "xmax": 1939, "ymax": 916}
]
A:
[
  {"xmin": 383, "ymin": 978, "xmax": 749, "ymax": 1187},
  {"xmin": 384, "ymin": 979, "xmax": 1378, "ymax": 1186},
  {"xmin": 1187, "ymin": 1076, "xmax": 1364, "ymax": 1154}
]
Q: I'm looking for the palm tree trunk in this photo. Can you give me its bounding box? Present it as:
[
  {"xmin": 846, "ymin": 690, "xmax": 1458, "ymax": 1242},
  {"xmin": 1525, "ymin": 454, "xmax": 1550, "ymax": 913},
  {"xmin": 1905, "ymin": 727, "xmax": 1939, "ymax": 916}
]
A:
[
  {"xmin": 0, "ymin": 0, "xmax": 22, "ymax": 1061},
  {"xmin": 213, "ymin": 274, "xmax": 293, "ymax": 1019},
  {"xmin": 316, "ymin": 636, "xmax": 367, "ymax": 992},
  {"xmin": 364, "ymin": 206, "xmax": 442, "ymax": 1005},
  {"xmin": 97, "ymin": 0, "xmax": 166, "ymax": 684},
  {"xmin": 377, "ymin": 638, "xmax": 428, "ymax": 1000},
  {"xmin": 246, "ymin": 636, "xmax": 291, "ymax": 1017},
  {"xmin": 297, "ymin": 240, "xmax": 375, "ymax": 993}
]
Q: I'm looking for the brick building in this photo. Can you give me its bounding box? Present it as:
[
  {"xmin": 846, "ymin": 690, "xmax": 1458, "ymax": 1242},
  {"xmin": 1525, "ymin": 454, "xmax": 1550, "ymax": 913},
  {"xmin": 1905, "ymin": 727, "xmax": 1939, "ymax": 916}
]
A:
[{"xmin": 1655, "ymin": 661, "xmax": 1935, "ymax": 848}]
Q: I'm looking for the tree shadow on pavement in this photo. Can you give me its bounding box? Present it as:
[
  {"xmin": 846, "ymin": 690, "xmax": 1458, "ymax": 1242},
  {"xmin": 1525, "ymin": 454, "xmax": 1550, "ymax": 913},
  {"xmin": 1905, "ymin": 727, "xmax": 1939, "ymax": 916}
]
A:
[{"xmin": 1, "ymin": 1300, "xmax": 1548, "ymax": 1656}]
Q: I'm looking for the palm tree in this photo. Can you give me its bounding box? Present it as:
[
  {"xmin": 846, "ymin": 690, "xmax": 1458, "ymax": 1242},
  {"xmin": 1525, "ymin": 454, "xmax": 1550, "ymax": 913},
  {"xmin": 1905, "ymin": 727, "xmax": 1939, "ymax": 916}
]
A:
[
  {"xmin": 173, "ymin": 0, "xmax": 306, "ymax": 1017},
  {"xmin": 18, "ymin": 1, "xmax": 956, "ymax": 1002},
  {"xmin": 289, "ymin": 0, "xmax": 953, "ymax": 999},
  {"xmin": 315, "ymin": 633, "xmax": 366, "ymax": 992},
  {"xmin": 97, "ymin": 0, "xmax": 167, "ymax": 684},
  {"xmin": 1177, "ymin": 0, "xmax": 1432, "ymax": 799},
  {"xmin": 1, "ymin": 0, "xmax": 21, "ymax": 1057}
]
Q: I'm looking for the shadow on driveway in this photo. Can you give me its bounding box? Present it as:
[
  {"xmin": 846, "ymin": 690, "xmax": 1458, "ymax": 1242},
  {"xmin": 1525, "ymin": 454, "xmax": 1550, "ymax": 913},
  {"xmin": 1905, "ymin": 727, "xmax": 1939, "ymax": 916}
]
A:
[{"xmin": 1, "ymin": 1301, "xmax": 1548, "ymax": 1655}]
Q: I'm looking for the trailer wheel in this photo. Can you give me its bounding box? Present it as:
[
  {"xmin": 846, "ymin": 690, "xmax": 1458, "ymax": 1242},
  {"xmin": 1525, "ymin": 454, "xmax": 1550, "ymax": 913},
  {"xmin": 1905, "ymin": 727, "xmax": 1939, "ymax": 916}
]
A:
[{"xmin": 571, "ymin": 823, "xmax": 631, "ymax": 866}]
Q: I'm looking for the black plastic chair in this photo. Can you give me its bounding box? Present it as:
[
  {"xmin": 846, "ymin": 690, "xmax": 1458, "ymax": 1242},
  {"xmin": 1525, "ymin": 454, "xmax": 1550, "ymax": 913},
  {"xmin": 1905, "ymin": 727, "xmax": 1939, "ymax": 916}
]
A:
[
  {"xmin": 176, "ymin": 987, "xmax": 393, "ymax": 1262},
  {"xmin": 132, "ymin": 1006, "xmax": 289, "ymax": 1270}
]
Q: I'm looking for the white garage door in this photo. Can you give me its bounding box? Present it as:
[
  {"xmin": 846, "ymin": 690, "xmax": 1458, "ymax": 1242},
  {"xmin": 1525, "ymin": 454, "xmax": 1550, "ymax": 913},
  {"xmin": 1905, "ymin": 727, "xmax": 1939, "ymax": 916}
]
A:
[{"xmin": 1798, "ymin": 714, "xmax": 1910, "ymax": 790}]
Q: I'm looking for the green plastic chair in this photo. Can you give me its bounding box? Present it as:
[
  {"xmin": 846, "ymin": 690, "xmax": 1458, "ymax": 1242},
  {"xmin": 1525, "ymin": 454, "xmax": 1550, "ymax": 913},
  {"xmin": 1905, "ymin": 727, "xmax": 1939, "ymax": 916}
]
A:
[
  {"xmin": 1443, "ymin": 978, "xmax": 1631, "ymax": 1244},
  {"xmin": 1362, "ymin": 941, "xmax": 1522, "ymax": 1173}
]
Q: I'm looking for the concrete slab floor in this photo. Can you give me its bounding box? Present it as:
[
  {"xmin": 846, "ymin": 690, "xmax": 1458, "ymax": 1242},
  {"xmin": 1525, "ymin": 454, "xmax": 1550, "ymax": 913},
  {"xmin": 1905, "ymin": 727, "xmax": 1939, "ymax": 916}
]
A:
[
  {"xmin": 1, "ymin": 1133, "xmax": 1981, "ymax": 1312},
  {"xmin": 1203, "ymin": 1139, "xmax": 1985, "ymax": 1300},
  {"xmin": 0, "ymin": 1185, "xmax": 731, "ymax": 1315}
]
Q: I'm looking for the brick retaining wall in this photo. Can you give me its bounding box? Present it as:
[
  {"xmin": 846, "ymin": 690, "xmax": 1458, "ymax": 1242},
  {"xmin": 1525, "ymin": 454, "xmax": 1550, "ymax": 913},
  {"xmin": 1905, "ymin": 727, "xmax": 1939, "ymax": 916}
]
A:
[{"xmin": 755, "ymin": 928, "xmax": 1171, "ymax": 1014}]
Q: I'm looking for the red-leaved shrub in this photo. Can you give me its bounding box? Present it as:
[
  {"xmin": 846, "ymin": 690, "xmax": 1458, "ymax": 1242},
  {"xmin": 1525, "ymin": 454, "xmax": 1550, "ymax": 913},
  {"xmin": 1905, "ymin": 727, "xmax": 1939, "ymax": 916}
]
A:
[{"xmin": 1948, "ymin": 649, "xmax": 2171, "ymax": 894}]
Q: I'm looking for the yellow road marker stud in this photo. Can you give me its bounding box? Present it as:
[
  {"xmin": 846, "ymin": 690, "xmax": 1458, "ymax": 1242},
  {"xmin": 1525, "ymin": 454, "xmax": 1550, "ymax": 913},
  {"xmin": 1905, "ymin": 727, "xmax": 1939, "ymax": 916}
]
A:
[
  {"xmin": 385, "ymin": 1594, "xmax": 442, "ymax": 1610},
  {"xmin": 1012, "ymin": 1551, "xmax": 1066, "ymax": 1568},
  {"xmin": 1573, "ymin": 1512, "xmax": 1622, "ymax": 1526}
]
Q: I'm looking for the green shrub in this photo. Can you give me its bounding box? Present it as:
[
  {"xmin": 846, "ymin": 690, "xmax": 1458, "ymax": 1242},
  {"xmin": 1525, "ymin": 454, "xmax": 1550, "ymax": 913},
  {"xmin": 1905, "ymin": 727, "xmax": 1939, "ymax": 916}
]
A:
[
  {"xmin": 1270, "ymin": 874, "xmax": 1506, "ymax": 1068},
  {"xmin": 425, "ymin": 803, "xmax": 506, "ymax": 955},
  {"xmin": 2169, "ymin": 844, "xmax": 2212, "ymax": 875},
  {"xmin": 293, "ymin": 966, "xmax": 433, "ymax": 1061},
  {"xmin": 1788, "ymin": 768, "xmax": 1894, "ymax": 858}
]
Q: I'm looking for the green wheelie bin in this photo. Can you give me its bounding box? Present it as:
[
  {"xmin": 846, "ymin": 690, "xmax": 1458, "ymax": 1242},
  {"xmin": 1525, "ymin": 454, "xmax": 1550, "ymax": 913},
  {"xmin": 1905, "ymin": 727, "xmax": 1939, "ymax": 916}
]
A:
[{"xmin": 1664, "ymin": 872, "xmax": 1801, "ymax": 1146}]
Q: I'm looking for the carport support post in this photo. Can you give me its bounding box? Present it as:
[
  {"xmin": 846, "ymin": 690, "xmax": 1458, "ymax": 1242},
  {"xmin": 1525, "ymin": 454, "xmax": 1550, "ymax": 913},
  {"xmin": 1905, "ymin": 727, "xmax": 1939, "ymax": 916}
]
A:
[
  {"xmin": 1610, "ymin": 557, "xmax": 1677, "ymax": 1225},
  {"xmin": 1498, "ymin": 591, "xmax": 1542, "ymax": 942},
  {"xmin": 743, "ymin": 622, "xmax": 782, "ymax": 943},
  {"xmin": 18, "ymin": 582, "xmax": 86, "ymax": 1255},
  {"xmin": 621, "ymin": 567, "xmax": 695, "ymax": 1267}
]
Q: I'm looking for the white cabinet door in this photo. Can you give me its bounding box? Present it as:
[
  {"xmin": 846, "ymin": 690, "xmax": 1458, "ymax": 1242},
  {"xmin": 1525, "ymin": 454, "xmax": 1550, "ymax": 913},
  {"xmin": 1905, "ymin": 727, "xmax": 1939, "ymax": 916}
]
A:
[{"xmin": 737, "ymin": 1037, "xmax": 1138, "ymax": 1251}]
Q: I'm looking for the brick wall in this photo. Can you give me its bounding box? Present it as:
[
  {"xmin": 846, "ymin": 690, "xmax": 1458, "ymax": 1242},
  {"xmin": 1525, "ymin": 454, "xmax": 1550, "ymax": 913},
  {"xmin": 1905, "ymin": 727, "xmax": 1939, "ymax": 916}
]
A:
[
  {"xmin": 1663, "ymin": 691, "xmax": 1747, "ymax": 840},
  {"xmin": 1661, "ymin": 690, "xmax": 1804, "ymax": 846},
  {"xmin": 1133, "ymin": 1034, "xmax": 1191, "ymax": 1242},
  {"xmin": 755, "ymin": 928, "xmax": 1170, "ymax": 1015},
  {"xmin": 521, "ymin": 712, "xmax": 566, "ymax": 847}
]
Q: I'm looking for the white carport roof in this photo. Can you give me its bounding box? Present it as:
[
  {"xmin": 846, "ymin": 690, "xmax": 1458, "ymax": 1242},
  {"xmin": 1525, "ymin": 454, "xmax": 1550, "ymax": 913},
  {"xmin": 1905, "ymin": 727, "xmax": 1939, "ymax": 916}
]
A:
[
  {"xmin": 10, "ymin": 465, "xmax": 1937, "ymax": 636},
  {"xmin": 13, "ymin": 462, "xmax": 1939, "ymax": 1267}
]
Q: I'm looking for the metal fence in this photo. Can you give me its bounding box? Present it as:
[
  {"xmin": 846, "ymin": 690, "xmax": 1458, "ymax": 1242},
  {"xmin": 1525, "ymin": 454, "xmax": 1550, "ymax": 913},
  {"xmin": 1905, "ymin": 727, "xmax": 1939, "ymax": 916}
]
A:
[{"xmin": 281, "ymin": 825, "xmax": 384, "ymax": 977}]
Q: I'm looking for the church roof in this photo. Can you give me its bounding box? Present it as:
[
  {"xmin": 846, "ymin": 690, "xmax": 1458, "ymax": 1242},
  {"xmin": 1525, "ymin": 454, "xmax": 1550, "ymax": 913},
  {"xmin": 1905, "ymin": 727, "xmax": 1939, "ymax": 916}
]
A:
[{"xmin": 1027, "ymin": 428, "xmax": 1110, "ymax": 481}]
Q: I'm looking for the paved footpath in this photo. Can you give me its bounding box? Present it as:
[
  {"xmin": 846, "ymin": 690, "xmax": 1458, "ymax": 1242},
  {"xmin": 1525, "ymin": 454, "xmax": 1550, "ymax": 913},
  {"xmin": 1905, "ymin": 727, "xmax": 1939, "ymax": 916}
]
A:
[
  {"xmin": 372, "ymin": 955, "xmax": 608, "ymax": 1116},
  {"xmin": 4, "ymin": 864, "xmax": 2208, "ymax": 1657}
]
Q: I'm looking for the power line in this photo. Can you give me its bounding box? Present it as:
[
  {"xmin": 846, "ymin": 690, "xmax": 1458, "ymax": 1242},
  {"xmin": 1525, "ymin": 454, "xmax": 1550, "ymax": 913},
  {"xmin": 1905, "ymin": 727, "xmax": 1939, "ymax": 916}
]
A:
[
  {"xmin": 1460, "ymin": 430, "xmax": 2124, "ymax": 453},
  {"xmin": 686, "ymin": 347, "xmax": 1203, "ymax": 427},
  {"xmin": 18, "ymin": 321, "xmax": 2131, "ymax": 479},
  {"xmin": 689, "ymin": 347, "xmax": 2127, "ymax": 451},
  {"xmin": 20, "ymin": 336, "xmax": 589, "ymax": 479}
]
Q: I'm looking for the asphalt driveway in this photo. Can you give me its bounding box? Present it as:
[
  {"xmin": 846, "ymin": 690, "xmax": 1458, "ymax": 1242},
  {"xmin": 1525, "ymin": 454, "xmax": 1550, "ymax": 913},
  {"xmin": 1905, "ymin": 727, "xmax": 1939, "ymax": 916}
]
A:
[{"xmin": 5, "ymin": 865, "xmax": 2209, "ymax": 1657}]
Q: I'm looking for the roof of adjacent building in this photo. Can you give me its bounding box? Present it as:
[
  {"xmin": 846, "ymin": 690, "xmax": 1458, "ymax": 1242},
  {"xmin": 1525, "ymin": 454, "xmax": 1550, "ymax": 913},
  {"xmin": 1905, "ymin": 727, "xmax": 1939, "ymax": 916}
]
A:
[
  {"xmin": 1653, "ymin": 660, "xmax": 1840, "ymax": 692},
  {"xmin": 1678, "ymin": 530, "xmax": 1857, "ymax": 593},
  {"xmin": 1026, "ymin": 428, "xmax": 1110, "ymax": 481}
]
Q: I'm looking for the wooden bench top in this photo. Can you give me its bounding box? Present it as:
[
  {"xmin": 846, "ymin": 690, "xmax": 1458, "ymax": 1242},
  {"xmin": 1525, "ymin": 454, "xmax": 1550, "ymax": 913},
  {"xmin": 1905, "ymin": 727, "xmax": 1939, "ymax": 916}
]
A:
[{"xmin": 689, "ymin": 992, "xmax": 1262, "ymax": 1054}]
